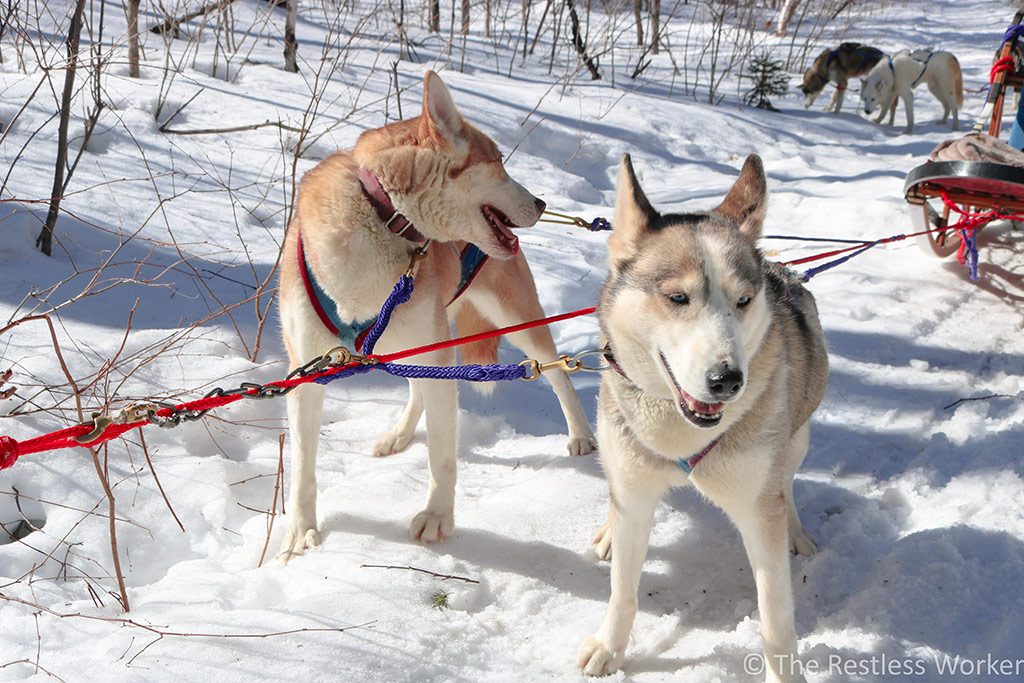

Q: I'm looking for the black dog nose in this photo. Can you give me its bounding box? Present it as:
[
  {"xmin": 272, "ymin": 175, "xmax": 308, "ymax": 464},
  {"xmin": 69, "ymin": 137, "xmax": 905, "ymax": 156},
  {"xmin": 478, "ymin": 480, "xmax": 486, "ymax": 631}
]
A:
[
  {"xmin": 534, "ymin": 197, "xmax": 547, "ymax": 213},
  {"xmin": 706, "ymin": 363, "xmax": 744, "ymax": 401}
]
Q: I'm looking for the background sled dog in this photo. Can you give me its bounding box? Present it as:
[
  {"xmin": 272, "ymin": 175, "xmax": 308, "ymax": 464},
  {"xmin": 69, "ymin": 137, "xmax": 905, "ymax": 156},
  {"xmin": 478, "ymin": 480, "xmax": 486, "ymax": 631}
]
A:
[
  {"xmin": 577, "ymin": 154, "xmax": 828, "ymax": 682},
  {"xmin": 861, "ymin": 49, "xmax": 963, "ymax": 134},
  {"xmin": 801, "ymin": 42, "xmax": 884, "ymax": 113},
  {"xmin": 276, "ymin": 71, "xmax": 596, "ymax": 563}
]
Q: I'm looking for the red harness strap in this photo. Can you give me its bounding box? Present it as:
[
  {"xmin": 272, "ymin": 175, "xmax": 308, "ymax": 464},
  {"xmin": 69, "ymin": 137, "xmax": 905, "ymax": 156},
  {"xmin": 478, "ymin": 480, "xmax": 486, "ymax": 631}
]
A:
[{"xmin": 297, "ymin": 231, "xmax": 342, "ymax": 337}]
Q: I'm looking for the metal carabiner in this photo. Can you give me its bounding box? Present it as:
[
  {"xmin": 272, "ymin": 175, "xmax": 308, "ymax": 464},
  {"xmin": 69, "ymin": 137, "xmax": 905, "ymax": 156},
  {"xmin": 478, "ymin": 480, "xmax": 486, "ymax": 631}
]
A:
[
  {"xmin": 571, "ymin": 348, "xmax": 613, "ymax": 372},
  {"xmin": 519, "ymin": 354, "xmax": 581, "ymax": 381}
]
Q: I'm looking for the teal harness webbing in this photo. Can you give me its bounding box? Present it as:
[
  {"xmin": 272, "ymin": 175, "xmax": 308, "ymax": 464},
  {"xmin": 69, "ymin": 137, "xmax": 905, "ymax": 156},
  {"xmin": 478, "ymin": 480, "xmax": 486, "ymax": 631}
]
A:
[{"xmin": 298, "ymin": 235, "xmax": 489, "ymax": 352}]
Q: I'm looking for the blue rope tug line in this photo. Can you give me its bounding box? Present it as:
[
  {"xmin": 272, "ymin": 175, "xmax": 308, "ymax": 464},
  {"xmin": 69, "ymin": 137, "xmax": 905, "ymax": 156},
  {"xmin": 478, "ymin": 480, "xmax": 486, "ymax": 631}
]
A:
[
  {"xmin": 312, "ymin": 257, "xmax": 528, "ymax": 387},
  {"xmin": 762, "ymin": 234, "xmax": 869, "ymax": 245},
  {"xmin": 797, "ymin": 238, "xmax": 895, "ymax": 282}
]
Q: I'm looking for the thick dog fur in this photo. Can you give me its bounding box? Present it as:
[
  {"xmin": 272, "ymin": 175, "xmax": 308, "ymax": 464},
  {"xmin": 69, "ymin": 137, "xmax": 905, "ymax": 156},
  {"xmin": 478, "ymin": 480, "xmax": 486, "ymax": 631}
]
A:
[
  {"xmin": 861, "ymin": 49, "xmax": 964, "ymax": 134},
  {"xmin": 576, "ymin": 155, "xmax": 828, "ymax": 682},
  {"xmin": 277, "ymin": 71, "xmax": 596, "ymax": 563},
  {"xmin": 801, "ymin": 42, "xmax": 883, "ymax": 113}
]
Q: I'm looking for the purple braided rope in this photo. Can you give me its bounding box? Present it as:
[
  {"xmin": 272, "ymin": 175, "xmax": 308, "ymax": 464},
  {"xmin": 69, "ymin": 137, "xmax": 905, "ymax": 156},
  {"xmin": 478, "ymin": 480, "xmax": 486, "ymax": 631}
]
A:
[
  {"xmin": 361, "ymin": 274, "xmax": 414, "ymax": 354},
  {"xmin": 313, "ymin": 363, "xmax": 376, "ymax": 385},
  {"xmin": 314, "ymin": 265, "xmax": 526, "ymax": 387},
  {"xmin": 378, "ymin": 362, "xmax": 526, "ymax": 382},
  {"xmin": 800, "ymin": 239, "xmax": 890, "ymax": 282},
  {"xmin": 313, "ymin": 361, "xmax": 526, "ymax": 385},
  {"xmin": 1004, "ymin": 23, "xmax": 1024, "ymax": 45},
  {"xmin": 960, "ymin": 228, "xmax": 981, "ymax": 281}
]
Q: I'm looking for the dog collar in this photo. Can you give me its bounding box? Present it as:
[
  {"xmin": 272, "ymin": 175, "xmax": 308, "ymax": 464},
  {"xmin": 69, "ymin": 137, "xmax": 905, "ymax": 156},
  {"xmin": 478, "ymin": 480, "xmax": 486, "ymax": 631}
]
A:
[
  {"xmin": 676, "ymin": 436, "xmax": 719, "ymax": 474},
  {"xmin": 603, "ymin": 343, "xmax": 721, "ymax": 474},
  {"xmin": 357, "ymin": 167, "xmax": 426, "ymax": 243}
]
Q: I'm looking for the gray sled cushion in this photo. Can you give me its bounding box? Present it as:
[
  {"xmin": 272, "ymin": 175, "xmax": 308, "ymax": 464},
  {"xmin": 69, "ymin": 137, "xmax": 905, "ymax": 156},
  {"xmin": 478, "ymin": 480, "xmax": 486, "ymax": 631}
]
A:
[{"xmin": 930, "ymin": 132, "xmax": 1024, "ymax": 167}]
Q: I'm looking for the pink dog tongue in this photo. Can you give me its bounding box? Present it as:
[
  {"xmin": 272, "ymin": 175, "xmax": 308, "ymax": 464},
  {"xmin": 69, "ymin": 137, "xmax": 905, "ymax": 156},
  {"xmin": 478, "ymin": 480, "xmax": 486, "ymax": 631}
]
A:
[
  {"xmin": 682, "ymin": 392, "xmax": 724, "ymax": 414},
  {"xmin": 693, "ymin": 399, "xmax": 724, "ymax": 412}
]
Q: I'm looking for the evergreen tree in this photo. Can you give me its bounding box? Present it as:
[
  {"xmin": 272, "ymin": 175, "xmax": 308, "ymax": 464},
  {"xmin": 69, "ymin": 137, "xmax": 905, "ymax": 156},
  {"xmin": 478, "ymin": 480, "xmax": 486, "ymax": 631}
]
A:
[{"xmin": 743, "ymin": 53, "xmax": 789, "ymax": 111}]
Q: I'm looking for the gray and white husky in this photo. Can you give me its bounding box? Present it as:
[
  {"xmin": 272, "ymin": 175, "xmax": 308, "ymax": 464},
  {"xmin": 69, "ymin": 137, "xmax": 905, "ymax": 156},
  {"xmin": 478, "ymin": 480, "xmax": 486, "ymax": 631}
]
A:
[{"xmin": 577, "ymin": 154, "xmax": 829, "ymax": 682}]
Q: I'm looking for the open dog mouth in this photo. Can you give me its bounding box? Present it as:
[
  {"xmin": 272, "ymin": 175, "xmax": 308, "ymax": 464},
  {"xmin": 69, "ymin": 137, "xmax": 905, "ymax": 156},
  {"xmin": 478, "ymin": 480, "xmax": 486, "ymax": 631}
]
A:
[
  {"xmin": 482, "ymin": 205, "xmax": 519, "ymax": 256},
  {"xmin": 658, "ymin": 352, "xmax": 725, "ymax": 429}
]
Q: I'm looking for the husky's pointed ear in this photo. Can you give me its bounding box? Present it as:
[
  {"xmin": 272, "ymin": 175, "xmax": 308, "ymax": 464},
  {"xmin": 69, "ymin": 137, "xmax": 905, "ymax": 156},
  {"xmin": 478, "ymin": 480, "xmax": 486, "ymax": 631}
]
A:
[
  {"xmin": 422, "ymin": 71, "xmax": 465, "ymax": 145},
  {"xmin": 714, "ymin": 154, "xmax": 767, "ymax": 241},
  {"xmin": 610, "ymin": 154, "xmax": 657, "ymax": 267}
]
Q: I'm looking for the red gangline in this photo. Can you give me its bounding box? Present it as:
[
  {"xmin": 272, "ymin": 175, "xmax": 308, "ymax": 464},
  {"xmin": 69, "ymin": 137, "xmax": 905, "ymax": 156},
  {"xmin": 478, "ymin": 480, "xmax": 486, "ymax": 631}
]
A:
[
  {"xmin": 0, "ymin": 306, "xmax": 598, "ymax": 466},
  {"xmin": 4, "ymin": 197, "xmax": 1018, "ymax": 467}
]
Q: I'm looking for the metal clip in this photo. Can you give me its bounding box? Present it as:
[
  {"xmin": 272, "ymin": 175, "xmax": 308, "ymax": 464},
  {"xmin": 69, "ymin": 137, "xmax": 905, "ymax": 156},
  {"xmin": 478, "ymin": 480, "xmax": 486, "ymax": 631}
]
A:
[
  {"xmin": 74, "ymin": 413, "xmax": 113, "ymax": 444},
  {"xmin": 571, "ymin": 348, "xmax": 613, "ymax": 372},
  {"xmin": 519, "ymin": 354, "xmax": 581, "ymax": 381},
  {"xmin": 405, "ymin": 241, "xmax": 431, "ymax": 277},
  {"xmin": 117, "ymin": 401, "xmax": 162, "ymax": 424}
]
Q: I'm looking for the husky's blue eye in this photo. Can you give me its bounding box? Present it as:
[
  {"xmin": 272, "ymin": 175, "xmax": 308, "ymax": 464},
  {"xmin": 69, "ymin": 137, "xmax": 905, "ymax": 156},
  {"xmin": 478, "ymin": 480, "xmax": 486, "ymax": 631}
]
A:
[
  {"xmin": 668, "ymin": 293, "xmax": 689, "ymax": 305},
  {"xmin": 737, "ymin": 295, "xmax": 752, "ymax": 308}
]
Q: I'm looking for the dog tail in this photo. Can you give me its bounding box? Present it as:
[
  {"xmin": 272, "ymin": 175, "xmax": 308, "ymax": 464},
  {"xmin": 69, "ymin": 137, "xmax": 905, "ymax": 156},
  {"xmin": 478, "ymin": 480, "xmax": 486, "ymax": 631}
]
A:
[
  {"xmin": 953, "ymin": 56, "xmax": 964, "ymax": 107},
  {"xmin": 454, "ymin": 301, "xmax": 500, "ymax": 394}
]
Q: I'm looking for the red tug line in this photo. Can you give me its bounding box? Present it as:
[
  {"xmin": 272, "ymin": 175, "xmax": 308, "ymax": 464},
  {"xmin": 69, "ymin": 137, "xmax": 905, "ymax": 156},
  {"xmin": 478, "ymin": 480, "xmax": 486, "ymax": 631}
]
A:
[{"xmin": 0, "ymin": 197, "xmax": 1011, "ymax": 469}]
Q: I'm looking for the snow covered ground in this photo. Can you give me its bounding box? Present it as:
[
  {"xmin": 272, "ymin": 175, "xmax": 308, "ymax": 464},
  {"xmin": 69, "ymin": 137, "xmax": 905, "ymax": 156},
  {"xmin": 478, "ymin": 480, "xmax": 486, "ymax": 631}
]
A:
[{"xmin": 1, "ymin": 0, "xmax": 1023, "ymax": 680}]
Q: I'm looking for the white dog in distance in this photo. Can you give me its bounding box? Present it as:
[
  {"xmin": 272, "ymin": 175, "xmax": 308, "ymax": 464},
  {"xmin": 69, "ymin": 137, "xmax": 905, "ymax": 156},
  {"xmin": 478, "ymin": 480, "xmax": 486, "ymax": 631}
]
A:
[{"xmin": 860, "ymin": 49, "xmax": 963, "ymax": 134}]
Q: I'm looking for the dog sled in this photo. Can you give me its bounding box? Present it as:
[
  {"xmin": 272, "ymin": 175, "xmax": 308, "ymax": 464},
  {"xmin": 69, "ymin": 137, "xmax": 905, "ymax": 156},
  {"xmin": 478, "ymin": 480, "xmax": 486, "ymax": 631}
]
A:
[{"xmin": 903, "ymin": 12, "xmax": 1024, "ymax": 272}]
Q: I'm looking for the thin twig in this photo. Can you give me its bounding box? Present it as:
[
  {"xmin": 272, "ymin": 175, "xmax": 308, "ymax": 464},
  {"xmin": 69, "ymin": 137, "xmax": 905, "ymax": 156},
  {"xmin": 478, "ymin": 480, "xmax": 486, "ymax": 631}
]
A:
[
  {"xmin": 161, "ymin": 120, "xmax": 302, "ymax": 136},
  {"xmin": 360, "ymin": 564, "xmax": 480, "ymax": 584},
  {"xmin": 0, "ymin": 659, "xmax": 66, "ymax": 682},
  {"xmin": 138, "ymin": 429, "xmax": 185, "ymax": 533},
  {"xmin": 943, "ymin": 394, "xmax": 1023, "ymax": 410},
  {"xmin": 256, "ymin": 433, "xmax": 284, "ymax": 567}
]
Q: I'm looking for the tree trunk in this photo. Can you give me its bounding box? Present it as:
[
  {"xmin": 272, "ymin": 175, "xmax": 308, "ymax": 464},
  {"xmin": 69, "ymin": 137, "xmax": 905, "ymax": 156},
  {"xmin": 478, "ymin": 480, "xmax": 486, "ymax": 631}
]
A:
[
  {"xmin": 461, "ymin": 0, "xmax": 470, "ymax": 34},
  {"xmin": 776, "ymin": 0, "xmax": 799, "ymax": 36},
  {"xmin": 650, "ymin": 0, "xmax": 659, "ymax": 55},
  {"xmin": 37, "ymin": 0, "xmax": 86, "ymax": 256},
  {"xmin": 633, "ymin": 0, "xmax": 642, "ymax": 46},
  {"xmin": 283, "ymin": 0, "xmax": 298, "ymax": 72},
  {"xmin": 564, "ymin": 0, "xmax": 599, "ymax": 80},
  {"xmin": 126, "ymin": 0, "xmax": 140, "ymax": 77},
  {"xmin": 484, "ymin": 0, "xmax": 491, "ymax": 36},
  {"xmin": 429, "ymin": 0, "xmax": 440, "ymax": 32}
]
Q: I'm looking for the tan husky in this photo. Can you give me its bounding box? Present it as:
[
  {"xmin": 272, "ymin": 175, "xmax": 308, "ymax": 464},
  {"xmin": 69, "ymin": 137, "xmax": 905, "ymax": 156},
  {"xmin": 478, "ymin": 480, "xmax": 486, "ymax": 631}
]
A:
[
  {"xmin": 277, "ymin": 71, "xmax": 596, "ymax": 562},
  {"xmin": 577, "ymin": 155, "xmax": 828, "ymax": 682},
  {"xmin": 801, "ymin": 42, "xmax": 883, "ymax": 113}
]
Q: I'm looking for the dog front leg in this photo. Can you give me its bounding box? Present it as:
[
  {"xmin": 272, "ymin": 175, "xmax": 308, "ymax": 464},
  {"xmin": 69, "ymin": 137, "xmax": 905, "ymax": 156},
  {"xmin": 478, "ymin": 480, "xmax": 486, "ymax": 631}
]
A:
[
  {"xmin": 278, "ymin": 382, "xmax": 326, "ymax": 564},
  {"xmin": 469, "ymin": 281, "xmax": 596, "ymax": 456},
  {"xmin": 831, "ymin": 84, "xmax": 845, "ymax": 113},
  {"xmin": 734, "ymin": 494, "xmax": 806, "ymax": 683},
  {"xmin": 902, "ymin": 91, "xmax": 914, "ymax": 134},
  {"xmin": 577, "ymin": 481, "xmax": 663, "ymax": 676},
  {"xmin": 373, "ymin": 380, "xmax": 423, "ymax": 457},
  {"xmin": 409, "ymin": 374, "xmax": 458, "ymax": 543}
]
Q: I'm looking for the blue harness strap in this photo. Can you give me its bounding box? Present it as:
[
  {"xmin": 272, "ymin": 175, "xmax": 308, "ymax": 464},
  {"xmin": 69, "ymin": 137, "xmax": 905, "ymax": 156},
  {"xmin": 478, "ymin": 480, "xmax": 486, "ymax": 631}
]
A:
[
  {"xmin": 451, "ymin": 244, "xmax": 489, "ymax": 302},
  {"xmin": 299, "ymin": 237, "xmax": 490, "ymax": 352}
]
